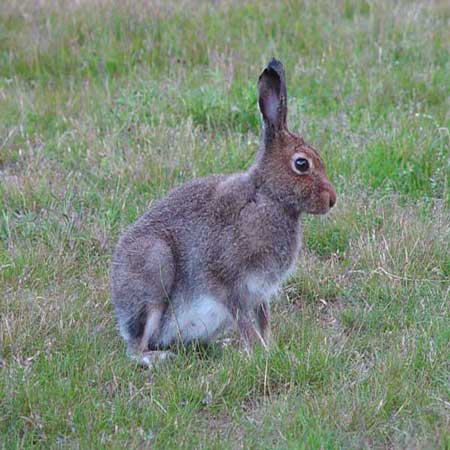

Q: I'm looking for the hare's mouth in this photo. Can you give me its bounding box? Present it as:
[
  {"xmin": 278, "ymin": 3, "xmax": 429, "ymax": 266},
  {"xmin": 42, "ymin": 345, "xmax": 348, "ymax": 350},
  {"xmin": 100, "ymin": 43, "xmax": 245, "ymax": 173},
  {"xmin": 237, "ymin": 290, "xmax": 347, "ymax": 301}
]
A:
[
  {"xmin": 309, "ymin": 206, "xmax": 332, "ymax": 215},
  {"xmin": 307, "ymin": 197, "xmax": 335, "ymax": 215}
]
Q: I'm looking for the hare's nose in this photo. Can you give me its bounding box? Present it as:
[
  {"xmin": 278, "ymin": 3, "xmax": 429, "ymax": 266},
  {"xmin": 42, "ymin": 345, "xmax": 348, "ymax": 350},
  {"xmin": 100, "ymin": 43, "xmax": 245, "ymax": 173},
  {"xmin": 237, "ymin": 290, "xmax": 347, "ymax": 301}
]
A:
[{"xmin": 329, "ymin": 188, "xmax": 336, "ymax": 208}]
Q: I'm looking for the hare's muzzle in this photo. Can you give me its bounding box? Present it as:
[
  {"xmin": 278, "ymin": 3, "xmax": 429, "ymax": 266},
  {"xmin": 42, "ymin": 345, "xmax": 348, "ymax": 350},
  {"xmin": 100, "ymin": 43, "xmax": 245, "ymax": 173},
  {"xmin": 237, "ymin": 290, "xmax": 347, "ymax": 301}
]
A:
[
  {"xmin": 320, "ymin": 180, "xmax": 336, "ymax": 213},
  {"xmin": 328, "ymin": 186, "xmax": 336, "ymax": 208}
]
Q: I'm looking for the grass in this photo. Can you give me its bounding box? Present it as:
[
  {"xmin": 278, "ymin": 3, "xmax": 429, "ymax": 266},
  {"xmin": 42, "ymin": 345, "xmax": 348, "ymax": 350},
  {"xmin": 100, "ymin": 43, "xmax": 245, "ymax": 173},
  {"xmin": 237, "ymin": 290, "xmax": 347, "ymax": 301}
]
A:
[{"xmin": 1, "ymin": 0, "xmax": 449, "ymax": 448}]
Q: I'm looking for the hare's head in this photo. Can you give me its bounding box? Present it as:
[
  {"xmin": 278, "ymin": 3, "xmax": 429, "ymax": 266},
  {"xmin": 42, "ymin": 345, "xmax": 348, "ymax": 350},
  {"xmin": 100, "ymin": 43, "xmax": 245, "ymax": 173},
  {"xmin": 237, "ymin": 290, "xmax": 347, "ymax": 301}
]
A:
[{"xmin": 254, "ymin": 59, "xmax": 336, "ymax": 215}]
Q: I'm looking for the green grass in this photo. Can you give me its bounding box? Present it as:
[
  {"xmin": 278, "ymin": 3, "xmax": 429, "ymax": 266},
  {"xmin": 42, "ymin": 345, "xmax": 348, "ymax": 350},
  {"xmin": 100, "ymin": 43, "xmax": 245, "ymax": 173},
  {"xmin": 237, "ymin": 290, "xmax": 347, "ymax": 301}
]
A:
[{"xmin": 1, "ymin": 0, "xmax": 449, "ymax": 448}]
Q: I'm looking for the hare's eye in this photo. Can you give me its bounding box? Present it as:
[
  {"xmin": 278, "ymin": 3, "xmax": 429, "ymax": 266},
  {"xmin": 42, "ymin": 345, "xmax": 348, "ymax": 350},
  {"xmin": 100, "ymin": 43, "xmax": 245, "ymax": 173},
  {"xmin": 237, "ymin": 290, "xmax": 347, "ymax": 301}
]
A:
[{"xmin": 294, "ymin": 157, "xmax": 309, "ymax": 173}]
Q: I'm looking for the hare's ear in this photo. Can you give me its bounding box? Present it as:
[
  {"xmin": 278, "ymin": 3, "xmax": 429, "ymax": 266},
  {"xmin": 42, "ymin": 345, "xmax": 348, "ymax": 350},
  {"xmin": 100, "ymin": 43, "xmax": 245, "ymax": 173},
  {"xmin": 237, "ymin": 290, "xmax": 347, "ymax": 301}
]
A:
[{"xmin": 258, "ymin": 58, "xmax": 288, "ymax": 135}]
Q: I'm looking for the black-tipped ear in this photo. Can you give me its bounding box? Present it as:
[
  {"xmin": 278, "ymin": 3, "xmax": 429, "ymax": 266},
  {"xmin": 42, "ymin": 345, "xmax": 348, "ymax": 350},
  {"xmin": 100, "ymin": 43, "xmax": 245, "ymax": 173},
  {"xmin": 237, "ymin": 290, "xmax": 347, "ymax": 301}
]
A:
[{"xmin": 257, "ymin": 58, "xmax": 288, "ymax": 133}]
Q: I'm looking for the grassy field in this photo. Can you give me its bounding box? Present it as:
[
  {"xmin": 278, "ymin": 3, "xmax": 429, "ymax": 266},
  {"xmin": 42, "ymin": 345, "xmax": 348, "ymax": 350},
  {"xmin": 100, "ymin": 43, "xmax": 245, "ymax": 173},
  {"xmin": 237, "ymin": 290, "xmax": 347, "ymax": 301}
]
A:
[{"xmin": 1, "ymin": 0, "xmax": 449, "ymax": 448}]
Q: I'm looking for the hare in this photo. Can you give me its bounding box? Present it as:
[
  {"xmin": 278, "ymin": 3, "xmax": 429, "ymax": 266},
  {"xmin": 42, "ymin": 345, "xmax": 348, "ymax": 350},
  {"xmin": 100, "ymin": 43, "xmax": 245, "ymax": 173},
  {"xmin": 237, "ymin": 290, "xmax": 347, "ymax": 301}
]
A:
[{"xmin": 111, "ymin": 58, "xmax": 336, "ymax": 366}]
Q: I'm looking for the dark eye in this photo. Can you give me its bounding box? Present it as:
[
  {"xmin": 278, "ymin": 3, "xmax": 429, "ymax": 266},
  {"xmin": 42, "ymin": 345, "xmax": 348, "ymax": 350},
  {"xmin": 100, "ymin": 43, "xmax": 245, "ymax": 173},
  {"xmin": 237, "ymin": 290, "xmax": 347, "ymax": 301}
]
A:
[{"xmin": 294, "ymin": 157, "xmax": 309, "ymax": 173}]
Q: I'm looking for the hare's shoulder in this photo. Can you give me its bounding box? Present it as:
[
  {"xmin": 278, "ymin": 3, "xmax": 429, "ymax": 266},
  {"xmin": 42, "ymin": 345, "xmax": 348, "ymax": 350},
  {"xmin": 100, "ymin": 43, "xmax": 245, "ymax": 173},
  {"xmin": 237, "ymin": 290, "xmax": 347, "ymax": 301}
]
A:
[
  {"xmin": 213, "ymin": 172, "xmax": 257, "ymax": 214},
  {"xmin": 237, "ymin": 191, "xmax": 301, "ymax": 265}
]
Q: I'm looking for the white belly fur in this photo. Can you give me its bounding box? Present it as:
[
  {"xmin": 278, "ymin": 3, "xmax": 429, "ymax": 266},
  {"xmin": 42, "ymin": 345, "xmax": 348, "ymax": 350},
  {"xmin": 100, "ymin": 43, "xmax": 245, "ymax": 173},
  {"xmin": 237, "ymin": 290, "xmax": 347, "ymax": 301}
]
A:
[{"xmin": 160, "ymin": 295, "xmax": 232, "ymax": 346}]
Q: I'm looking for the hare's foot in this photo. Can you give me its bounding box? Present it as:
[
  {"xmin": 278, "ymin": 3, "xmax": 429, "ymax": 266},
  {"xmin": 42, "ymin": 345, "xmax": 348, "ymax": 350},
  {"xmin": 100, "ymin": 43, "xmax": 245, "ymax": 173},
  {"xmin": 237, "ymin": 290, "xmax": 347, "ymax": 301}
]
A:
[{"xmin": 138, "ymin": 351, "xmax": 176, "ymax": 368}]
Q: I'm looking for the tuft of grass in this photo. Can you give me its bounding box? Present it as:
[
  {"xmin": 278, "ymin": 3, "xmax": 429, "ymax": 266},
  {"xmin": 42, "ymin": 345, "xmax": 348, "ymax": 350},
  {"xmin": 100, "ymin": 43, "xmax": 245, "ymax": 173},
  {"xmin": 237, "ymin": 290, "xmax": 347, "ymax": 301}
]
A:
[{"xmin": 1, "ymin": 0, "xmax": 449, "ymax": 448}]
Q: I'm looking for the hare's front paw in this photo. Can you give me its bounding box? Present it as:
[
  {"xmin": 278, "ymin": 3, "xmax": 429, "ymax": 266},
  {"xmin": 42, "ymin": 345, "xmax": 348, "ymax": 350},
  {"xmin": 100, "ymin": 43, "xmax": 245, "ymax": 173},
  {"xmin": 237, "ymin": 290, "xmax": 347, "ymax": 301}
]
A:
[{"xmin": 236, "ymin": 315, "xmax": 270, "ymax": 355}]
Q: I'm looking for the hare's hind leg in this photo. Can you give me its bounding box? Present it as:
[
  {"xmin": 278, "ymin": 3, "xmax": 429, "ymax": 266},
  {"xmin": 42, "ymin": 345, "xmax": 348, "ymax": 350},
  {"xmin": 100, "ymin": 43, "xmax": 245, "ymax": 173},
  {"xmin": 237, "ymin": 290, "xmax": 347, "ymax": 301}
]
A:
[
  {"xmin": 133, "ymin": 303, "xmax": 176, "ymax": 368},
  {"xmin": 113, "ymin": 237, "xmax": 176, "ymax": 366}
]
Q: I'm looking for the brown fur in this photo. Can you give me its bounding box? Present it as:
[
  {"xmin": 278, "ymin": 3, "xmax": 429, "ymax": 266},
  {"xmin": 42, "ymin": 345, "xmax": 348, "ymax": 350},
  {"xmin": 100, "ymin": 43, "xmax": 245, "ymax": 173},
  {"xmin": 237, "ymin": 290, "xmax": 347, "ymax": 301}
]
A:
[{"xmin": 110, "ymin": 59, "xmax": 336, "ymax": 365}]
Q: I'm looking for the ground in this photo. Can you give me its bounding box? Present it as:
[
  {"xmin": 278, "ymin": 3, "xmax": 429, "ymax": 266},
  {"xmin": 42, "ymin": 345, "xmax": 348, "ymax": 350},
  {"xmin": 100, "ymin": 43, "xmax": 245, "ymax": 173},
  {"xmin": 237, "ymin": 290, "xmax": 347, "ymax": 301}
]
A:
[{"xmin": 0, "ymin": 0, "xmax": 449, "ymax": 448}]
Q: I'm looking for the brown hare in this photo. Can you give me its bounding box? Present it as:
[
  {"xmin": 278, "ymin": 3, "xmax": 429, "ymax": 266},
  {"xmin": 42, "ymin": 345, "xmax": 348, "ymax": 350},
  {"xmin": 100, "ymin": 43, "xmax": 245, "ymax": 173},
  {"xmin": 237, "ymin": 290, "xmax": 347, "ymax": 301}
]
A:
[{"xmin": 111, "ymin": 59, "xmax": 336, "ymax": 366}]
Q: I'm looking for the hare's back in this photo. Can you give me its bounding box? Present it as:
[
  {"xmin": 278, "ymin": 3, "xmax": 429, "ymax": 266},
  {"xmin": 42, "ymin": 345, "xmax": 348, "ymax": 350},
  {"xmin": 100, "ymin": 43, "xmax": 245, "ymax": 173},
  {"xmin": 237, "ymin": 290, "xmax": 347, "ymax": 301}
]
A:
[{"xmin": 139, "ymin": 174, "xmax": 227, "ymax": 227}]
